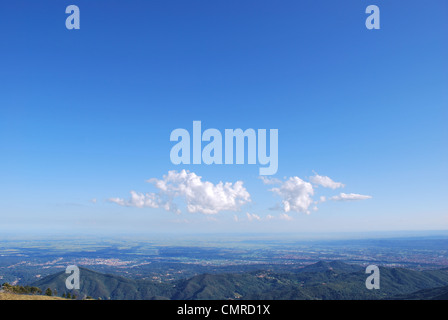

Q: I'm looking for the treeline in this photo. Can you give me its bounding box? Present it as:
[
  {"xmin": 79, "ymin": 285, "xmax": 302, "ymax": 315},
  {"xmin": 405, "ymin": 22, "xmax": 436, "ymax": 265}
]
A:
[
  {"xmin": 1, "ymin": 283, "xmax": 42, "ymax": 295},
  {"xmin": 1, "ymin": 283, "xmax": 92, "ymax": 300}
]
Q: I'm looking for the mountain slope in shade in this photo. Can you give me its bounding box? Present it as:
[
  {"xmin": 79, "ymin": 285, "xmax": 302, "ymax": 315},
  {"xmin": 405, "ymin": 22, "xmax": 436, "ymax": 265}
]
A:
[{"xmin": 392, "ymin": 285, "xmax": 448, "ymax": 300}]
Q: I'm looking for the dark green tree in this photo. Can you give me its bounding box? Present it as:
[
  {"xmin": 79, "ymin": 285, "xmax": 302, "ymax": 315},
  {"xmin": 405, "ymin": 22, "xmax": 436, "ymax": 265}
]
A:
[{"xmin": 45, "ymin": 288, "xmax": 53, "ymax": 296}]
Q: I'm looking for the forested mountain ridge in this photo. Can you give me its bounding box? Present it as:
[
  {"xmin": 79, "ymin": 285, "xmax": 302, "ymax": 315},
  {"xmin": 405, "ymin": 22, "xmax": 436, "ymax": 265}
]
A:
[{"xmin": 31, "ymin": 261, "xmax": 448, "ymax": 300}]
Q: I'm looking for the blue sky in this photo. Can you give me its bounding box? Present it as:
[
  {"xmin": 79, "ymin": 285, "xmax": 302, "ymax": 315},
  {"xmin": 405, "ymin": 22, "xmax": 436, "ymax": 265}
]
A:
[{"xmin": 0, "ymin": 0, "xmax": 447, "ymax": 235}]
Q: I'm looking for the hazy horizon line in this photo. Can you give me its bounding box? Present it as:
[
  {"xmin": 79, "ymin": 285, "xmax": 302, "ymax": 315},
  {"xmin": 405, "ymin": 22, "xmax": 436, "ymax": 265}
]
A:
[{"xmin": 1, "ymin": 229, "xmax": 447, "ymax": 241}]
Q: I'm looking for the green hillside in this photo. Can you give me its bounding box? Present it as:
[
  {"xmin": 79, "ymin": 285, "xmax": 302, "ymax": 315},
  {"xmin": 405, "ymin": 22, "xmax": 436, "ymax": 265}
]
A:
[
  {"xmin": 31, "ymin": 262, "xmax": 448, "ymax": 300},
  {"xmin": 32, "ymin": 267, "xmax": 175, "ymax": 300}
]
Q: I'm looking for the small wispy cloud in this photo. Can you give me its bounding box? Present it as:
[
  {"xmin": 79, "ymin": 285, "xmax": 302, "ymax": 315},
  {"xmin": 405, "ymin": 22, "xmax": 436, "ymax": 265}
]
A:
[
  {"xmin": 246, "ymin": 212, "xmax": 261, "ymax": 222},
  {"xmin": 109, "ymin": 191, "xmax": 159, "ymax": 208},
  {"xmin": 232, "ymin": 212, "xmax": 293, "ymax": 222},
  {"xmin": 330, "ymin": 193, "xmax": 372, "ymax": 201},
  {"xmin": 259, "ymin": 176, "xmax": 282, "ymax": 185},
  {"xmin": 309, "ymin": 172, "xmax": 345, "ymax": 189},
  {"xmin": 279, "ymin": 213, "xmax": 293, "ymax": 221}
]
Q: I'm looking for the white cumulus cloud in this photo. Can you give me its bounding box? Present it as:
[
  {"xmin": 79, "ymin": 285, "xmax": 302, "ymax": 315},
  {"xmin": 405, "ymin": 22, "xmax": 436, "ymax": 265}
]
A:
[
  {"xmin": 109, "ymin": 170, "xmax": 251, "ymax": 215},
  {"xmin": 270, "ymin": 177, "xmax": 314, "ymax": 214}
]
